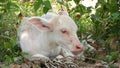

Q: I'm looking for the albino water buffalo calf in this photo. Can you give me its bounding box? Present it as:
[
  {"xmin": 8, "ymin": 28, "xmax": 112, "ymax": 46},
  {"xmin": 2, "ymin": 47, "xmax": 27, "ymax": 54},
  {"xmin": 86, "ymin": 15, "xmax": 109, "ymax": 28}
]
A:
[{"xmin": 17, "ymin": 11, "xmax": 84, "ymax": 62}]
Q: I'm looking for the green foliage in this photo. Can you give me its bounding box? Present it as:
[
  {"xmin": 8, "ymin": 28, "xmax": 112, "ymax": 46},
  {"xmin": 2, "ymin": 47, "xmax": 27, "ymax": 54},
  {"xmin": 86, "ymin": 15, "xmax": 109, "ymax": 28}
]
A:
[
  {"xmin": 0, "ymin": 0, "xmax": 119, "ymax": 65},
  {"xmin": 0, "ymin": 0, "xmax": 19, "ymax": 62},
  {"xmin": 106, "ymin": 51, "xmax": 119, "ymax": 62},
  {"xmin": 34, "ymin": 0, "xmax": 42, "ymax": 12},
  {"xmin": 0, "ymin": 0, "xmax": 52, "ymax": 62},
  {"xmin": 74, "ymin": 0, "xmax": 80, "ymax": 4},
  {"xmin": 34, "ymin": 0, "xmax": 51, "ymax": 13},
  {"xmin": 58, "ymin": 0, "xmax": 120, "ymax": 63}
]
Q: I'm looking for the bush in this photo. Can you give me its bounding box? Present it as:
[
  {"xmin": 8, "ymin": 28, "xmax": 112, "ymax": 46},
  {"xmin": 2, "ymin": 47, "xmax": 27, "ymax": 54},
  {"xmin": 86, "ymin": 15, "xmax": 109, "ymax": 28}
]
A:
[{"xmin": 0, "ymin": 0, "xmax": 119, "ymax": 64}]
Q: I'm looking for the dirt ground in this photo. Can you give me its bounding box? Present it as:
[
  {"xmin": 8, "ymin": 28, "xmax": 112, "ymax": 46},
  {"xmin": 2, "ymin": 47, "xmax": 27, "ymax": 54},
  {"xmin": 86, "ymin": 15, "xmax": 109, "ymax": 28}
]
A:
[{"xmin": 0, "ymin": 57, "xmax": 120, "ymax": 68}]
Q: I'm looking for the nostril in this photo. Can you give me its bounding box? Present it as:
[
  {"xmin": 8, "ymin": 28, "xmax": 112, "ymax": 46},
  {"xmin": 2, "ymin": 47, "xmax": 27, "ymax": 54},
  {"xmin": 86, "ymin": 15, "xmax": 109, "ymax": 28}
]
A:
[
  {"xmin": 72, "ymin": 45, "xmax": 83, "ymax": 55},
  {"xmin": 75, "ymin": 45, "xmax": 83, "ymax": 52},
  {"xmin": 76, "ymin": 46, "xmax": 81, "ymax": 49}
]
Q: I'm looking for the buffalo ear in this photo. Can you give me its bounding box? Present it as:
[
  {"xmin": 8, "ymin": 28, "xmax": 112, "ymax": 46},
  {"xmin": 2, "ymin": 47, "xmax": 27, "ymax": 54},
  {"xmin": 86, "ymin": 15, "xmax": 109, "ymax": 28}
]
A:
[
  {"xmin": 28, "ymin": 17, "xmax": 53, "ymax": 31},
  {"xmin": 58, "ymin": 11, "xmax": 69, "ymax": 15}
]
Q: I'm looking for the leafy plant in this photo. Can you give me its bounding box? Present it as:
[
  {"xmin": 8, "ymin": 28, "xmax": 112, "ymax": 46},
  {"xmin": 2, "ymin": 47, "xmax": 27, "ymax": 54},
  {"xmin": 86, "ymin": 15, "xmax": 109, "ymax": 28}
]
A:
[
  {"xmin": 57, "ymin": 0, "xmax": 120, "ymax": 64},
  {"xmin": 0, "ymin": 0, "xmax": 119, "ymax": 66},
  {"xmin": 0, "ymin": 0, "xmax": 52, "ymax": 62}
]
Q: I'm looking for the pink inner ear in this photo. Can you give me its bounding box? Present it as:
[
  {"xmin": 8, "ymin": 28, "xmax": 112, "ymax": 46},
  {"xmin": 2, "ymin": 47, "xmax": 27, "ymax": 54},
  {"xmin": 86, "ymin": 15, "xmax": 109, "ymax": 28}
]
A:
[
  {"xmin": 58, "ymin": 11, "xmax": 69, "ymax": 15},
  {"xmin": 29, "ymin": 18, "xmax": 48, "ymax": 30},
  {"xmin": 29, "ymin": 18, "xmax": 54, "ymax": 31},
  {"xmin": 29, "ymin": 18, "xmax": 40, "ymax": 24}
]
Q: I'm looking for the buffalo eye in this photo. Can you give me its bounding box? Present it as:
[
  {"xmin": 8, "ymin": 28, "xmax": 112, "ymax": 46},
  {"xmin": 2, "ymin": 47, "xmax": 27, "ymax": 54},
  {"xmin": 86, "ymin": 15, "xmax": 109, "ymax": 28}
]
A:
[{"xmin": 60, "ymin": 29, "xmax": 69, "ymax": 35}]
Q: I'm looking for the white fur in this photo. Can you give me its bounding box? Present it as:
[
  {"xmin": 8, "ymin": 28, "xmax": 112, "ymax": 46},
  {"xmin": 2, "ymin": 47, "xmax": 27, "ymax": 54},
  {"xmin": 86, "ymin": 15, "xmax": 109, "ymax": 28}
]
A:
[{"xmin": 18, "ymin": 12, "xmax": 83, "ymax": 62}]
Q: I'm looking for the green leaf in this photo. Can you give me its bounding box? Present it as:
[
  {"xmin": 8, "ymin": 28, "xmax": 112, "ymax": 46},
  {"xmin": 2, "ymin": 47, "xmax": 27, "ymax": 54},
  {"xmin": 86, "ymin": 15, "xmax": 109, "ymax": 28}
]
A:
[
  {"xmin": 43, "ymin": 0, "xmax": 51, "ymax": 9},
  {"xmin": 34, "ymin": 1, "xmax": 42, "ymax": 11},
  {"xmin": 4, "ymin": 42, "xmax": 10, "ymax": 48},
  {"xmin": 10, "ymin": 2, "xmax": 19, "ymax": 9},
  {"xmin": 25, "ymin": 2, "xmax": 31, "ymax": 7},
  {"xmin": 87, "ymin": 7, "xmax": 92, "ymax": 13},
  {"xmin": 57, "ymin": 0, "xmax": 64, "ymax": 5},
  {"xmin": 10, "ymin": 37, "xmax": 17, "ymax": 47},
  {"xmin": 111, "ymin": 51, "xmax": 119, "ymax": 60},
  {"xmin": 74, "ymin": 4, "xmax": 86, "ymax": 15},
  {"xmin": 43, "ymin": 7, "xmax": 49, "ymax": 13},
  {"xmin": 73, "ymin": 0, "xmax": 80, "ymax": 4},
  {"xmin": 0, "ymin": 0, "xmax": 5, "ymax": 3},
  {"xmin": 21, "ymin": 52, "xmax": 28, "ymax": 56},
  {"xmin": 6, "ymin": 56, "xmax": 11, "ymax": 63},
  {"xmin": 5, "ymin": 2, "xmax": 11, "ymax": 9},
  {"xmin": 112, "ymin": 12, "xmax": 120, "ymax": 20}
]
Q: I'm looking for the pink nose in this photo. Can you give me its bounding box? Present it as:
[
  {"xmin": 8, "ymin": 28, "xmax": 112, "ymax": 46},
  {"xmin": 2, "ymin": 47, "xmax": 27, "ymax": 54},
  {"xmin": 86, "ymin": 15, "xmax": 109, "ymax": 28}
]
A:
[{"xmin": 71, "ymin": 44, "xmax": 84, "ymax": 55}]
